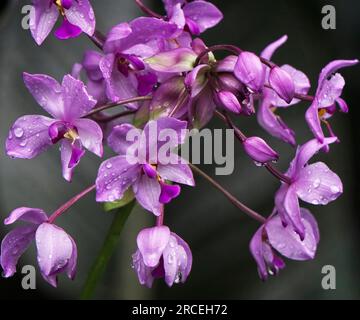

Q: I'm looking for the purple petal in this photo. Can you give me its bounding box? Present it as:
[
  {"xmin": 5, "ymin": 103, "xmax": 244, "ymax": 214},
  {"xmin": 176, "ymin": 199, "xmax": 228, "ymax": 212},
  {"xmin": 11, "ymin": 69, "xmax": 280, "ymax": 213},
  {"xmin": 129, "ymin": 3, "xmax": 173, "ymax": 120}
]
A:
[
  {"xmin": 4, "ymin": 207, "xmax": 48, "ymax": 226},
  {"xmin": 234, "ymin": 51, "xmax": 265, "ymax": 92},
  {"xmin": 107, "ymin": 123, "xmax": 140, "ymax": 155},
  {"xmin": 96, "ymin": 155, "xmax": 141, "ymax": 202},
  {"xmin": 271, "ymin": 65, "xmax": 311, "ymax": 107},
  {"xmin": 82, "ymin": 50, "xmax": 104, "ymax": 81},
  {"xmin": 61, "ymin": 0, "xmax": 73, "ymax": 10},
  {"xmin": 73, "ymin": 118, "xmax": 103, "ymax": 157},
  {"xmin": 141, "ymin": 118, "xmax": 188, "ymax": 163},
  {"xmin": 64, "ymin": 0, "xmax": 96, "ymax": 36},
  {"xmin": 23, "ymin": 73, "xmax": 64, "ymax": 119},
  {"xmin": 215, "ymin": 55, "xmax": 238, "ymax": 73},
  {"xmin": 162, "ymin": 236, "xmax": 183, "ymax": 286},
  {"xmin": 61, "ymin": 75, "xmax": 97, "ymax": 121},
  {"xmin": 6, "ymin": 115, "xmax": 54, "ymax": 159},
  {"xmin": 133, "ymin": 174, "xmax": 162, "ymax": 216},
  {"xmin": 243, "ymin": 136, "xmax": 279, "ymax": 164},
  {"xmin": 35, "ymin": 223, "xmax": 74, "ymax": 287},
  {"xmin": 190, "ymin": 87, "xmax": 216, "ymax": 128},
  {"xmin": 183, "ymin": 1, "xmax": 223, "ymax": 34},
  {"xmin": 317, "ymin": 59, "xmax": 359, "ymax": 90},
  {"xmin": 265, "ymin": 211, "xmax": 319, "ymax": 261},
  {"xmin": 143, "ymin": 163, "xmax": 158, "ymax": 179},
  {"xmin": 294, "ymin": 137, "xmax": 338, "ymax": 173},
  {"xmin": 132, "ymin": 250, "xmax": 154, "ymax": 288},
  {"xmin": 137, "ymin": 226, "xmax": 170, "ymax": 267},
  {"xmin": 159, "ymin": 183, "xmax": 181, "ymax": 204},
  {"xmin": 283, "ymin": 186, "xmax": 304, "ymax": 239},
  {"xmin": 137, "ymin": 72, "xmax": 158, "ymax": 96},
  {"xmin": 104, "ymin": 17, "xmax": 177, "ymax": 55},
  {"xmin": 316, "ymin": 73, "xmax": 345, "ymax": 109},
  {"xmin": 257, "ymin": 96, "xmax": 296, "ymax": 146},
  {"xmin": 0, "ymin": 225, "xmax": 37, "ymax": 277},
  {"xmin": 99, "ymin": 54, "xmax": 139, "ymax": 106},
  {"xmin": 146, "ymin": 48, "xmax": 198, "ymax": 73},
  {"xmin": 305, "ymin": 103, "xmax": 324, "ymax": 142},
  {"xmin": 216, "ymin": 91, "xmax": 241, "ymax": 114},
  {"xmin": 149, "ymin": 76, "xmax": 189, "ymax": 118},
  {"xmin": 260, "ymin": 35, "xmax": 288, "ymax": 60},
  {"xmin": 269, "ymin": 66, "xmax": 295, "ymax": 104},
  {"xmin": 336, "ymin": 97, "xmax": 349, "ymax": 113},
  {"xmin": 295, "ymin": 162, "xmax": 343, "ymax": 205},
  {"xmin": 66, "ymin": 236, "xmax": 77, "ymax": 280},
  {"xmin": 184, "ymin": 64, "xmax": 210, "ymax": 98},
  {"xmin": 249, "ymin": 226, "xmax": 270, "ymax": 281},
  {"xmin": 169, "ymin": 3, "xmax": 186, "ymax": 34},
  {"xmin": 60, "ymin": 139, "xmax": 81, "ymax": 181},
  {"xmin": 157, "ymin": 162, "xmax": 195, "ymax": 186},
  {"xmin": 30, "ymin": 0, "xmax": 59, "ymax": 45},
  {"xmin": 103, "ymin": 22, "xmax": 132, "ymax": 53},
  {"xmin": 172, "ymin": 233, "xmax": 192, "ymax": 283},
  {"xmin": 54, "ymin": 18, "xmax": 82, "ymax": 40}
]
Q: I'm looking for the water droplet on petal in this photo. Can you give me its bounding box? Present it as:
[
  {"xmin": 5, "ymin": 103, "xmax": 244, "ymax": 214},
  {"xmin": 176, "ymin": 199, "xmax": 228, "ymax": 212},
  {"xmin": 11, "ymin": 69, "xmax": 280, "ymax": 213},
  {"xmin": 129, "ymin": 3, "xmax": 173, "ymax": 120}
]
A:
[
  {"xmin": 14, "ymin": 128, "xmax": 24, "ymax": 138},
  {"xmin": 330, "ymin": 186, "xmax": 340, "ymax": 194},
  {"xmin": 106, "ymin": 163, "xmax": 113, "ymax": 169},
  {"xmin": 313, "ymin": 178, "xmax": 321, "ymax": 188},
  {"xmin": 312, "ymin": 199, "xmax": 319, "ymax": 205}
]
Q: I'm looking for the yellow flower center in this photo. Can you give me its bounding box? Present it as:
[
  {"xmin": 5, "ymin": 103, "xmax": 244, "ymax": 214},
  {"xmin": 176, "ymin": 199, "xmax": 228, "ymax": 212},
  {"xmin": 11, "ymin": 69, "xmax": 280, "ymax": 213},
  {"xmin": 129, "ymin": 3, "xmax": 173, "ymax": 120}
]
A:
[
  {"xmin": 64, "ymin": 129, "xmax": 78, "ymax": 144},
  {"xmin": 54, "ymin": 0, "xmax": 66, "ymax": 16}
]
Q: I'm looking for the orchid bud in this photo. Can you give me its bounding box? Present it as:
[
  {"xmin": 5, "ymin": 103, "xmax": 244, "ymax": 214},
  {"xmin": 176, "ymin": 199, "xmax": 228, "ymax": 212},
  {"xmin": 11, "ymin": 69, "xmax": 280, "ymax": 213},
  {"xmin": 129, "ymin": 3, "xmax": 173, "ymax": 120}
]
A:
[
  {"xmin": 217, "ymin": 91, "xmax": 242, "ymax": 114},
  {"xmin": 234, "ymin": 51, "xmax": 265, "ymax": 92},
  {"xmin": 145, "ymin": 48, "xmax": 197, "ymax": 73},
  {"xmin": 243, "ymin": 136, "xmax": 279, "ymax": 164},
  {"xmin": 269, "ymin": 66, "xmax": 295, "ymax": 104}
]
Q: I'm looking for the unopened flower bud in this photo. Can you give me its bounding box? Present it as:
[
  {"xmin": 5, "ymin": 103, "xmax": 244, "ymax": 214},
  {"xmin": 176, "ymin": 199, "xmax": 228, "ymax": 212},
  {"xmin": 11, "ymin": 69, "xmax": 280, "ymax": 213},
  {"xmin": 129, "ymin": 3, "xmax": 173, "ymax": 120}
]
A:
[
  {"xmin": 243, "ymin": 136, "xmax": 279, "ymax": 164},
  {"xmin": 234, "ymin": 51, "xmax": 265, "ymax": 92},
  {"xmin": 269, "ymin": 66, "xmax": 295, "ymax": 104},
  {"xmin": 217, "ymin": 91, "xmax": 242, "ymax": 114}
]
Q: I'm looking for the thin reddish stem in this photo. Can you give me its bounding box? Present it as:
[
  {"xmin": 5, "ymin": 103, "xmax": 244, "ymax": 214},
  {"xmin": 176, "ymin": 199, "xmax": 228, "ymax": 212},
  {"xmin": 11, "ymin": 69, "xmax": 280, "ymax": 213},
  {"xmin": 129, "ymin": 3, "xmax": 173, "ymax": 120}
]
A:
[
  {"xmin": 190, "ymin": 163, "xmax": 266, "ymax": 223},
  {"xmin": 134, "ymin": 0, "xmax": 163, "ymax": 19},
  {"xmin": 48, "ymin": 184, "xmax": 96, "ymax": 224},
  {"xmin": 84, "ymin": 96, "xmax": 152, "ymax": 118},
  {"xmin": 215, "ymin": 110, "xmax": 292, "ymax": 185},
  {"xmin": 88, "ymin": 30, "xmax": 106, "ymax": 50}
]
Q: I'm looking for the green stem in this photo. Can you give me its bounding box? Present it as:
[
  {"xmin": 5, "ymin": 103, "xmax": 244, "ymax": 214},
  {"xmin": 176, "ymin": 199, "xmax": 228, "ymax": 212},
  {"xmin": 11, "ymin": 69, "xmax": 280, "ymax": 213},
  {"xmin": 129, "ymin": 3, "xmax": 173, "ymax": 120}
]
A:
[{"xmin": 80, "ymin": 201, "xmax": 135, "ymax": 299}]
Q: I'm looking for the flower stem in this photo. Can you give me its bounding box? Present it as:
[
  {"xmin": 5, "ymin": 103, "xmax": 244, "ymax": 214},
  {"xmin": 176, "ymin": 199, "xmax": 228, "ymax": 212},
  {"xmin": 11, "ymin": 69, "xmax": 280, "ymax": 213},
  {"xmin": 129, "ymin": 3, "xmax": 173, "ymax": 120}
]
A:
[
  {"xmin": 48, "ymin": 184, "xmax": 96, "ymax": 224},
  {"xmin": 189, "ymin": 163, "xmax": 266, "ymax": 223},
  {"xmin": 215, "ymin": 110, "xmax": 291, "ymax": 185},
  {"xmin": 80, "ymin": 200, "xmax": 136, "ymax": 300},
  {"xmin": 88, "ymin": 30, "xmax": 106, "ymax": 50},
  {"xmin": 156, "ymin": 205, "xmax": 165, "ymax": 226},
  {"xmin": 134, "ymin": 0, "xmax": 163, "ymax": 19},
  {"xmin": 84, "ymin": 96, "xmax": 152, "ymax": 118}
]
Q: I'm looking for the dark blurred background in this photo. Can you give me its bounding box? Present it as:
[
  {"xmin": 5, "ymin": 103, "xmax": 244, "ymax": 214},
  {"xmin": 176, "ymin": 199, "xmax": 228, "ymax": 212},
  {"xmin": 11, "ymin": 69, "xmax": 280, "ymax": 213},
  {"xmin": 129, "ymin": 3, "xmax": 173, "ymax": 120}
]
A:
[{"xmin": 0, "ymin": 0, "xmax": 359, "ymax": 299}]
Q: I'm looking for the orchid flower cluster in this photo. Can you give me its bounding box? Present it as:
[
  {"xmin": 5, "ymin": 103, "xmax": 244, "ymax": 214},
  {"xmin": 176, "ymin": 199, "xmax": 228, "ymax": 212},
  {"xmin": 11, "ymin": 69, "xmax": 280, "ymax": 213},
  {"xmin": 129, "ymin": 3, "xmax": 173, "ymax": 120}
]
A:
[{"xmin": 1, "ymin": 0, "xmax": 358, "ymax": 291}]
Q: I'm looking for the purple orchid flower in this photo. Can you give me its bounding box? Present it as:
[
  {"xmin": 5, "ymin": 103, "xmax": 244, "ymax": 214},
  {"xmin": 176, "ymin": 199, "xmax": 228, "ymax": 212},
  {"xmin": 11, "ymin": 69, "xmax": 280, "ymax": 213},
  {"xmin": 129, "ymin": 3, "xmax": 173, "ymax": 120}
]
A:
[
  {"xmin": 163, "ymin": 0, "xmax": 223, "ymax": 36},
  {"xmin": 30, "ymin": 0, "xmax": 96, "ymax": 45},
  {"xmin": 96, "ymin": 117, "xmax": 195, "ymax": 216},
  {"xmin": 6, "ymin": 73, "xmax": 103, "ymax": 181},
  {"xmin": 257, "ymin": 35, "xmax": 311, "ymax": 146},
  {"xmin": 81, "ymin": 50, "xmax": 108, "ymax": 105},
  {"xmin": 305, "ymin": 59, "xmax": 359, "ymax": 144},
  {"xmin": 250, "ymin": 208, "xmax": 319, "ymax": 281},
  {"xmin": 1, "ymin": 207, "xmax": 77, "ymax": 287},
  {"xmin": 132, "ymin": 226, "xmax": 192, "ymax": 287},
  {"xmin": 275, "ymin": 137, "xmax": 342, "ymax": 239},
  {"xmin": 98, "ymin": 17, "xmax": 177, "ymax": 105}
]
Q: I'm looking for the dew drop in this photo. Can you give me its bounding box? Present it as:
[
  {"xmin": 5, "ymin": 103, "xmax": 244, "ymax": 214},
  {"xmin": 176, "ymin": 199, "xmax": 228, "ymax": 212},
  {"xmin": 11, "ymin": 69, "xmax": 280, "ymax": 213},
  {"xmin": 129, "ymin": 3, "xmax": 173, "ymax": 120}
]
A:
[
  {"xmin": 312, "ymin": 199, "xmax": 319, "ymax": 205},
  {"xmin": 174, "ymin": 272, "xmax": 182, "ymax": 284},
  {"xmin": 330, "ymin": 186, "xmax": 340, "ymax": 194},
  {"xmin": 313, "ymin": 178, "xmax": 321, "ymax": 188},
  {"xmin": 106, "ymin": 163, "xmax": 113, "ymax": 169},
  {"xmin": 14, "ymin": 128, "xmax": 24, "ymax": 138},
  {"xmin": 20, "ymin": 141, "xmax": 27, "ymax": 147},
  {"xmin": 167, "ymin": 253, "xmax": 175, "ymax": 265}
]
